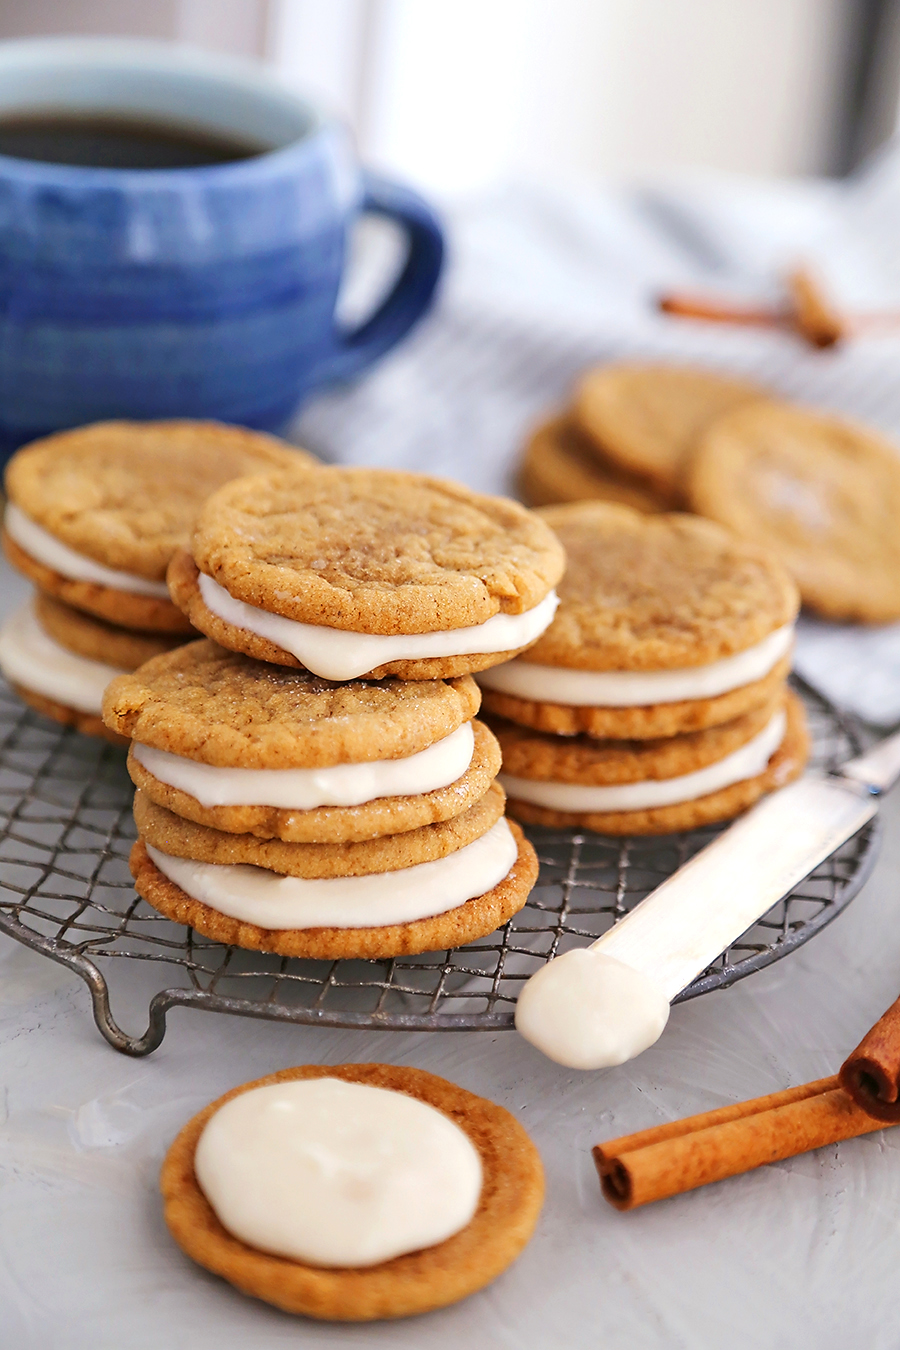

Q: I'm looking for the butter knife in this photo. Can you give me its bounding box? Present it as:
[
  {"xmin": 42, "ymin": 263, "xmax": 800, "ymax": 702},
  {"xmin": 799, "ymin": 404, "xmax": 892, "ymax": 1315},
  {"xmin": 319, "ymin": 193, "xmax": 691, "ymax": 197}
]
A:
[{"xmin": 515, "ymin": 724, "xmax": 900, "ymax": 1070}]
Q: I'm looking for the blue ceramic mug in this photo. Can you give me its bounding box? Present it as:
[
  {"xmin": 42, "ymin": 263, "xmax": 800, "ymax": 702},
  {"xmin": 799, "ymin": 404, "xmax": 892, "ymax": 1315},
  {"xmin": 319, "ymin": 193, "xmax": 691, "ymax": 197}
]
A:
[{"xmin": 0, "ymin": 38, "xmax": 444, "ymax": 457}]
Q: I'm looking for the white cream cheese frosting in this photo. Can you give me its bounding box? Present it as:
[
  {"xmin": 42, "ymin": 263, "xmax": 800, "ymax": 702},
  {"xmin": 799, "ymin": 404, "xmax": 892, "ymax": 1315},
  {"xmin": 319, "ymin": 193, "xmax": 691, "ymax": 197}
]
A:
[
  {"xmin": 145, "ymin": 817, "xmax": 517, "ymax": 929},
  {"xmin": 477, "ymin": 624, "xmax": 793, "ymax": 707},
  {"xmin": 195, "ymin": 1076, "xmax": 483, "ymax": 1267},
  {"xmin": 0, "ymin": 601, "xmax": 126, "ymax": 715},
  {"xmin": 133, "ymin": 720, "xmax": 475, "ymax": 810},
  {"xmin": 515, "ymin": 948, "xmax": 670, "ymax": 1070},
  {"xmin": 500, "ymin": 709, "xmax": 785, "ymax": 813},
  {"xmin": 198, "ymin": 571, "xmax": 559, "ymax": 681},
  {"xmin": 4, "ymin": 502, "xmax": 170, "ymax": 598}
]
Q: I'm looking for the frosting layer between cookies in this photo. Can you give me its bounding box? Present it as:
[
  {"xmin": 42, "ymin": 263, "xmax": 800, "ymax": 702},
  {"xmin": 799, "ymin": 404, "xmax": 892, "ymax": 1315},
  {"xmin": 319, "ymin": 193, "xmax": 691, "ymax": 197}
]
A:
[
  {"xmin": 198, "ymin": 572, "xmax": 559, "ymax": 680},
  {"xmin": 501, "ymin": 709, "xmax": 785, "ymax": 811},
  {"xmin": 194, "ymin": 1077, "xmax": 482, "ymax": 1267},
  {"xmin": 478, "ymin": 624, "xmax": 793, "ymax": 707},
  {"xmin": 133, "ymin": 721, "xmax": 475, "ymax": 809},
  {"xmin": 5, "ymin": 504, "xmax": 170, "ymax": 597},
  {"xmin": 145, "ymin": 817, "xmax": 517, "ymax": 927},
  {"xmin": 0, "ymin": 602, "xmax": 126, "ymax": 714}
]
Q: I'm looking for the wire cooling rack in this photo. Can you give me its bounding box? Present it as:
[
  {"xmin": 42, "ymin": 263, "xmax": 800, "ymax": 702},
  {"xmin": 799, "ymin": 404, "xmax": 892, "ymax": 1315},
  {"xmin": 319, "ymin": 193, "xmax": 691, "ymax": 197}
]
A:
[{"xmin": 0, "ymin": 675, "xmax": 880, "ymax": 1056}]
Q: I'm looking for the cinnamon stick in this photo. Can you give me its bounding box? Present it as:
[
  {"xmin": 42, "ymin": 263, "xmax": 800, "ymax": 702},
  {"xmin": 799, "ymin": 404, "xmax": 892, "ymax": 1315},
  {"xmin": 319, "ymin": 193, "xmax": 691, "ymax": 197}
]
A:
[
  {"xmin": 785, "ymin": 266, "xmax": 845, "ymax": 348},
  {"xmin": 593, "ymin": 1076, "xmax": 891, "ymax": 1211},
  {"xmin": 839, "ymin": 995, "xmax": 900, "ymax": 1121},
  {"xmin": 657, "ymin": 292, "xmax": 786, "ymax": 329}
]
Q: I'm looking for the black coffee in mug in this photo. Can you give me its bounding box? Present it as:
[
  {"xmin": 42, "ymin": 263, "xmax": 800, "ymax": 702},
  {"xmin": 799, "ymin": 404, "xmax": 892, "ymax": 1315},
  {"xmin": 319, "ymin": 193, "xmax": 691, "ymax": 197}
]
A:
[{"xmin": 0, "ymin": 113, "xmax": 262, "ymax": 168}]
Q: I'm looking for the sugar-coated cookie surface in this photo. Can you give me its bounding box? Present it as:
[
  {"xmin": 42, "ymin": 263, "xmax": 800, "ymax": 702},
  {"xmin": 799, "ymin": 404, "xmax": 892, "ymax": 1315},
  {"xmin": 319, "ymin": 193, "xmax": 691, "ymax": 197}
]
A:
[
  {"xmin": 574, "ymin": 363, "xmax": 766, "ymax": 495},
  {"xmin": 5, "ymin": 420, "xmax": 308, "ymax": 580},
  {"xmin": 688, "ymin": 401, "xmax": 900, "ymax": 623},
  {"xmin": 128, "ymin": 718, "xmax": 501, "ymax": 844},
  {"xmin": 133, "ymin": 781, "xmax": 506, "ymax": 878},
  {"xmin": 103, "ymin": 640, "xmax": 481, "ymax": 767},
  {"xmin": 490, "ymin": 693, "xmax": 782, "ymax": 785},
  {"xmin": 504, "ymin": 690, "xmax": 808, "ymax": 835},
  {"xmin": 161, "ymin": 1062, "xmax": 544, "ymax": 1321},
  {"xmin": 525, "ymin": 503, "xmax": 798, "ymax": 671},
  {"xmin": 188, "ymin": 465, "xmax": 565, "ymax": 634},
  {"xmin": 131, "ymin": 821, "xmax": 537, "ymax": 959},
  {"xmin": 36, "ymin": 592, "xmax": 188, "ymax": 670},
  {"xmin": 520, "ymin": 416, "xmax": 669, "ymax": 512}
]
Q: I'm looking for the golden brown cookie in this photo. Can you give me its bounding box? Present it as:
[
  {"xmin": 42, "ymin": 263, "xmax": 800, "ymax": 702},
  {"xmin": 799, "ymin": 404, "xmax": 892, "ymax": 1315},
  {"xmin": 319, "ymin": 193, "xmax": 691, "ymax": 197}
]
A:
[
  {"xmin": 168, "ymin": 548, "xmax": 542, "ymax": 681},
  {"xmin": 161, "ymin": 1062, "xmax": 545, "ymax": 1320},
  {"xmin": 502, "ymin": 689, "xmax": 808, "ymax": 835},
  {"xmin": 3, "ymin": 532, "xmax": 194, "ymax": 632},
  {"xmin": 574, "ymin": 363, "xmax": 766, "ymax": 496},
  {"xmin": 519, "ymin": 416, "xmax": 670, "ymax": 512},
  {"xmin": 688, "ymin": 401, "xmax": 900, "ymax": 623},
  {"xmin": 35, "ymin": 592, "xmax": 189, "ymax": 669},
  {"xmin": 185, "ymin": 463, "xmax": 564, "ymax": 631},
  {"xmin": 10, "ymin": 681, "xmax": 127, "ymax": 746},
  {"xmin": 130, "ymin": 820, "xmax": 537, "ymax": 959},
  {"xmin": 490, "ymin": 692, "xmax": 781, "ymax": 785},
  {"xmin": 480, "ymin": 654, "xmax": 791, "ymax": 740},
  {"xmin": 526, "ymin": 503, "xmax": 798, "ymax": 671},
  {"xmin": 6, "ymin": 420, "xmax": 309, "ymax": 577},
  {"xmin": 133, "ymin": 781, "xmax": 506, "ymax": 878},
  {"xmin": 128, "ymin": 718, "xmax": 502, "ymax": 843},
  {"xmin": 103, "ymin": 640, "xmax": 481, "ymax": 766}
]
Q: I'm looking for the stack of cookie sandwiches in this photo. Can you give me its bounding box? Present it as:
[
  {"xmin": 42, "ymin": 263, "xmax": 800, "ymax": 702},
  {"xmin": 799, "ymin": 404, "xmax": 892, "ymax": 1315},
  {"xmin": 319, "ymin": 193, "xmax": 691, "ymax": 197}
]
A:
[
  {"xmin": 0, "ymin": 420, "xmax": 308, "ymax": 741},
  {"xmin": 104, "ymin": 465, "xmax": 565, "ymax": 958},
  {"xmin": 478, "ymin": 502, "xmax": 809, "ymax": 836},
  {"xmin": 520, "ymin": 363, "xmax": 766, "ymax": 512}
]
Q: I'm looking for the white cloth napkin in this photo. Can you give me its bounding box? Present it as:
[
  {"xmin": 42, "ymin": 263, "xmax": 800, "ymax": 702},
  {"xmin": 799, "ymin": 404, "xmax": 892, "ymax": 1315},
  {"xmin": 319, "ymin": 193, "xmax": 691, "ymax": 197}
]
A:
[{"xmin": 291, "ymin": 147, "xmax": 900, "ymax": 725}]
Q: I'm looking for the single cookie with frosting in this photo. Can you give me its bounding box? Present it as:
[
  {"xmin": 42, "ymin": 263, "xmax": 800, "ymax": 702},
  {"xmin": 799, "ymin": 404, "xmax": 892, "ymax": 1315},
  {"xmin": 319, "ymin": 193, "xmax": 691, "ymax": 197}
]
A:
[
  {"xmin": 3, "ymin": 420, "xmax": 310, "ymax": 632},
  {"xmin": 161, "ymin": 1063, "xmax": 544, "ymax": 1321},
  {"xmin": 103, "ymin": 640, "xmax": 500, "ymax": 842},
  {"xmin": 478, "ymin": 502, "xmax": 799, "ymax": 740},
  {"xmin": 492, "ymin": 688, "xmax": 808, "ymax": 835},
  {"xmin": 167, "ymin": 465, "xmax": 564, "ymax": 680}
]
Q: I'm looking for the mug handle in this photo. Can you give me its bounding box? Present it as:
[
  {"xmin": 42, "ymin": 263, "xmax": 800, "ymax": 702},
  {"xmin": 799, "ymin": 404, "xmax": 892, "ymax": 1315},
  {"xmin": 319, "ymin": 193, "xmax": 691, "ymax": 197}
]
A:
[{"xmin": 322, "ymin": 171, "xmax": 444, "ymax": 384}]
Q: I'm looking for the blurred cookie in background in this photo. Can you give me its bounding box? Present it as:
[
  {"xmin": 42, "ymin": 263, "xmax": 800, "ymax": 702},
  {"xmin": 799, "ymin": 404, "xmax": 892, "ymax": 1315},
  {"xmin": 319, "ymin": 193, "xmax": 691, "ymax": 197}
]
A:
[
  {"xmin": 572, "ymin": 362, "xmax": 767, "ymax": 500},
  {"xmin": 519, "ymin": 416, "xmax": 668, "ymax": 512},
  {"xmin": 688, "ymin": 401, "xmax": 900, "ymax": 623}
]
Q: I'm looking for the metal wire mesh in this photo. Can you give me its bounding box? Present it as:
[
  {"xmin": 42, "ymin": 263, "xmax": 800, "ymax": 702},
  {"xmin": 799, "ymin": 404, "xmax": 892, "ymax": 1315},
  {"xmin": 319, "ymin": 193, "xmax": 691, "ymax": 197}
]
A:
[{"xmin": 0, "ymin": 675, "xmax": 879, "ymax": 1055}]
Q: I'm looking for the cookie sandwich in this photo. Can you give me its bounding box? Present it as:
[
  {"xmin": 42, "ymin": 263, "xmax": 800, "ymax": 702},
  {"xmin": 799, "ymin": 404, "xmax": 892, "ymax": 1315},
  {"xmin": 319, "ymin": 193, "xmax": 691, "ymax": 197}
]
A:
[
  {"xmin": 103, "ymin": 641, "xmax": 501, "ymax": 843},
  {"xmin": 128, "ymin": 784, "xmax": 535, "ymax": 960},
  {"xmin": 490, "ymin": 687, "xmax": 809, "ymax": 835},
  {"xmin": 104, "ymin": 642, "xmax": 537, "ymax": 957},
  {"xmin": 688, "ymin": 400, "xmax": 900, "ymax": 623},
  {"xmin": 167, "ymin": 465, "xmax": 565, "ymax": 680},
  {"xmin": 478, "ymin": 502, "xmax": 800, "ymax": 740},
  {"xmin": 0, "ymin": 593, "xmax": 184, "ymax": 743},
  {"xmin": 573, "ymin": 362, "xmax": 766, "ymax": 502},
  {"xmin": 3, "ymin": 419, "xmax": 309, "ymax": 633},
  {"xmin": 162, "ymin": 1063, "xmax": 544, "ymax": 1320}
]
